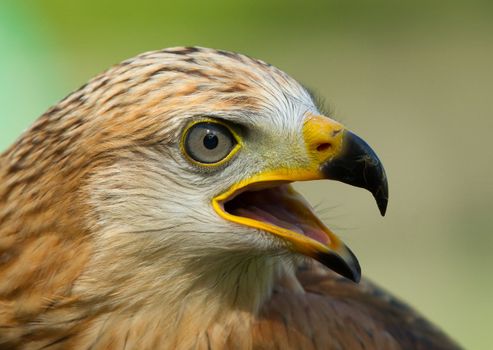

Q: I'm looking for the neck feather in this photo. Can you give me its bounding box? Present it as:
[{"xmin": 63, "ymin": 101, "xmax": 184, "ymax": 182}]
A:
[{"xmin": 73, "ymin": 245, "xmax": 296, "ymax": 348}]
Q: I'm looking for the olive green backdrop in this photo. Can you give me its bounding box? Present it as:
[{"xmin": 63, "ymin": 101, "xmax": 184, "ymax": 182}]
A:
[{"xmin": 1, "ymin": 1, "xmax": 491, "ymax": 348}]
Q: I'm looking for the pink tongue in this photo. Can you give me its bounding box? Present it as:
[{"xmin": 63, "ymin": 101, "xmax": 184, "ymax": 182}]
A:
[
  {"xmin": 234, "ymin": 207, "xmax": 305, "ymax": 235},
  {"xmin": 226, "ymin": 185, "xmax": 330, "ymax": 245}
]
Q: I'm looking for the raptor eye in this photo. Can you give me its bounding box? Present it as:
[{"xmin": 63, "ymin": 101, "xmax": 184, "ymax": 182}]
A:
[{"xmin": 183, "ymin": 121, "xmax": 239, "ymax": 165}]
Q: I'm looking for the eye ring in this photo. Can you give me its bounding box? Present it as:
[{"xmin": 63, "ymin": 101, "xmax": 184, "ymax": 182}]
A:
[{"xmin": 181, "ymin": 119, "xmax": 241, "ymax": 167}]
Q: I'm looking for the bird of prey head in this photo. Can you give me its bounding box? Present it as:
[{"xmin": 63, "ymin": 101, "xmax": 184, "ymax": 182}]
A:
[{"xmin": 0, "ymin": 46, "xmax": 389, "ymax": 348}]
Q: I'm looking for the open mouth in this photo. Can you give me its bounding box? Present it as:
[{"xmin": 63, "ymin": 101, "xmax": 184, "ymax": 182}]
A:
[
  {"xmin": 213, "ymin": 181, "xmax": 343, "ymax": 253},
  {"xmin": 210, "ymin": 119, "xmax": 387, "ymax": 284}
]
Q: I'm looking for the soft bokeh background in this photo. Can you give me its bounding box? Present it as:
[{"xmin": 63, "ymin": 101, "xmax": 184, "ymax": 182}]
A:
[{"xmin": 1, "ymin": 1, "xmax": 491, "ymax": 348}]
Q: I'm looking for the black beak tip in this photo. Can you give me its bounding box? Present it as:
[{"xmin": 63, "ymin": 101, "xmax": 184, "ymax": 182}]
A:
[
  {"xmin": 379, "ymin": 201, "xmax": 387, "ymax": 216},
  {"xmin": 374, "ymin": 181, "xmax": 389, "ymax": 216},
  {"xmin": 315, "ymin": 247, "xmax": 361, "ymax": 283}
]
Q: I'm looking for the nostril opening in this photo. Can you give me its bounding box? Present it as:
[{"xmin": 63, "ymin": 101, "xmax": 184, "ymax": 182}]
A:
[{"xmin": 317, "ymin": 143, "xmax": 331, "ymax": 152}]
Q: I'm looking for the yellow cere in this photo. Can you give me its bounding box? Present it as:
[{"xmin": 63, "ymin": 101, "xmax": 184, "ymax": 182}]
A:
[{"xmin": 302, "ymin": 114, "xmax": 345, "ymax": 165}]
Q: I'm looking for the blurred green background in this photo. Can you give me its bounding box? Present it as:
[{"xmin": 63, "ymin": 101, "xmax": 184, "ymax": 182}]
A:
[{"xmin": 1, "ymin": 1, "xmax": 491, "ymax": 348}]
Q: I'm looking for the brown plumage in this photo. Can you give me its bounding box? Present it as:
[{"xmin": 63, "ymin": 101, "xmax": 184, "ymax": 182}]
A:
[{"xmin": 0, "ymin": 47, "xmax": 460, "ymax": 349}]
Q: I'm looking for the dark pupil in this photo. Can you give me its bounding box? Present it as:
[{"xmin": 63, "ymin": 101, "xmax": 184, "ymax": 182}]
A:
[{"xmin": 203, "ymin": 132, "xmax": 219, "ymax": 150}]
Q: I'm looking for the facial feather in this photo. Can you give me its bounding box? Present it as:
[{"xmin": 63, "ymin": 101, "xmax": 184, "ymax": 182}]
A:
[{"xmin": 0, "ymin": 46, "xmax": 319, "ymax": 348}]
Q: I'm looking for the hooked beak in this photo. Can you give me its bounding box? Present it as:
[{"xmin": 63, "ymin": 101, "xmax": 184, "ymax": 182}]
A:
[
  {"xmin": 321, "ymin": 130, "xmax": 388, "ymax": 216},
  {"xmin": 212, "ymin": 115, "xmax": 388, "ymax": 283}
]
